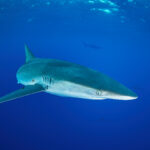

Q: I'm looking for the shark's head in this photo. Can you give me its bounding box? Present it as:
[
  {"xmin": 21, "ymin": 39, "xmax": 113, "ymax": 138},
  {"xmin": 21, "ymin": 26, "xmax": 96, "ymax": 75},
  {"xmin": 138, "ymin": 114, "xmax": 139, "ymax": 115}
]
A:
[
  {"xmin": 16, "ymin": 45, "xmax": 41, "ymax": 86},
  {"xmin": 17, "ymin": 65, "xmax": 37, "ymax": 86}
]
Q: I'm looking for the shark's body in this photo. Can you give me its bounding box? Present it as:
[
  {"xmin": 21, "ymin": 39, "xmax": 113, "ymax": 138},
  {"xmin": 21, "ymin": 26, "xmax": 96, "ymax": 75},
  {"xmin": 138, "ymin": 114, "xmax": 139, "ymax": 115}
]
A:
[{"xmin": 0, "ymin": 45, "xmax": 138, "ymax": 103}]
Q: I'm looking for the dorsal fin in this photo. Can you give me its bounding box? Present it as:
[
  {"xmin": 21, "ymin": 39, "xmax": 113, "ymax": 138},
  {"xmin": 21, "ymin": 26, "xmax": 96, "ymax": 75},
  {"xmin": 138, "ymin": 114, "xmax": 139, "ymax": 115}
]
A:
[{"xmin": 25, "ymin": 44, "xmax": 35, "ymax": 63}]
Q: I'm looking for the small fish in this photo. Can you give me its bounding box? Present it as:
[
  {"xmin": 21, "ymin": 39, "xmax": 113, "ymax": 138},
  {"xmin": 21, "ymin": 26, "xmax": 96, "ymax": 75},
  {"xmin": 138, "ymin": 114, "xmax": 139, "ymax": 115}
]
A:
[{"xmin": 82, "ymin": 41, "xmax": 102, "ymax": 50}]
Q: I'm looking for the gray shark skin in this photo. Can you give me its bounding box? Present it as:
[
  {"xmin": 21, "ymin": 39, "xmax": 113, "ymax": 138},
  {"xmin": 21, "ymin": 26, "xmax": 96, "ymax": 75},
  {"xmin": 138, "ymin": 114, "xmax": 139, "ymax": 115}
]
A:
[{"xmin": 0, "ymin": 45, "xmax": 138, "ymax": 103}]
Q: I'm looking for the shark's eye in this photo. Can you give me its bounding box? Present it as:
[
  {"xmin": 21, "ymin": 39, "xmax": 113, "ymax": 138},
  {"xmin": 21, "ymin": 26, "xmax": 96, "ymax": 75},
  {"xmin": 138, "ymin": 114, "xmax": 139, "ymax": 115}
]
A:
[{"xmin": 32, "ymin": 79, "xmax": 35, "ymax": 82}]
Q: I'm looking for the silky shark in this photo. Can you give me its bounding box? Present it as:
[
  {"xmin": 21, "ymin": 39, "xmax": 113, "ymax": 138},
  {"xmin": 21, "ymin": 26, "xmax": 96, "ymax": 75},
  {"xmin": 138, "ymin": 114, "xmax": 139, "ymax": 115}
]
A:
[{"xmin": 0, "ymin": 45, "xmax": 138, "ymax": 103}]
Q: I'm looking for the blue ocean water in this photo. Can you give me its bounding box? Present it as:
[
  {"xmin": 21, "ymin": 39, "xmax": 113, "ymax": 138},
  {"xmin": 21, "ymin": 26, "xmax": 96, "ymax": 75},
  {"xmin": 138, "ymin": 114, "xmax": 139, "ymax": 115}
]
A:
[{"xmin": 0, "ymin": 0, "xmax": 150, "ymax": 150}]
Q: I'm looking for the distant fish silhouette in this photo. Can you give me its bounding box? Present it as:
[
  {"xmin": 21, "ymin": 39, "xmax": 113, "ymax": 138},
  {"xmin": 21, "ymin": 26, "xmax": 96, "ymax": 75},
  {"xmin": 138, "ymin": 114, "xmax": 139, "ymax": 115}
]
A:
[{"xmin": 82, "ymin": 41, "xmax": 102, "ymax": 50}]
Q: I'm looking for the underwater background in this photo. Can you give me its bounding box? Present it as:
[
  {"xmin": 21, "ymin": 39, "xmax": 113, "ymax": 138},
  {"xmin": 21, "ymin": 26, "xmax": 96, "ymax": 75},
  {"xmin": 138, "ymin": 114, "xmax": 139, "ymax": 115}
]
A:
[{"xmin": 0, "ymin": 0, "xmax": 150, "ymax": 150}]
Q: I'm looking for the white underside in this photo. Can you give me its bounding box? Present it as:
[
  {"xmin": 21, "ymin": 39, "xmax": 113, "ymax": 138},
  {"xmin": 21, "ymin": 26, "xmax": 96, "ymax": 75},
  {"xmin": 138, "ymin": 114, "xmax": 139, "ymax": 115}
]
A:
[
  {"xmin": 45, "ymin": 81, "xmax": 105, "ymax": 100},
  {"xmin": 43, "ymin": 81, "xmax": 137, "ymax": 100}
]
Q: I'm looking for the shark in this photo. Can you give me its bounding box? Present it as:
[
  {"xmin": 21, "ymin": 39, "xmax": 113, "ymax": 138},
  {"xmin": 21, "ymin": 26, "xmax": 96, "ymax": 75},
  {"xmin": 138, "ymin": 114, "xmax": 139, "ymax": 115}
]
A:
[{"xmin": 0, "ymin": 45, "xmax": 138, "ymax": 103}]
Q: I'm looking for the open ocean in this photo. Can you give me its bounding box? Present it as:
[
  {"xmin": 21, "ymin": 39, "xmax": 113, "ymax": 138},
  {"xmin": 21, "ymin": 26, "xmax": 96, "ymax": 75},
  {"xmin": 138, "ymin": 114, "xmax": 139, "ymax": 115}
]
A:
[{"xmin": 0, "ymin": 0, "xmax": 150, "ymax": 150}]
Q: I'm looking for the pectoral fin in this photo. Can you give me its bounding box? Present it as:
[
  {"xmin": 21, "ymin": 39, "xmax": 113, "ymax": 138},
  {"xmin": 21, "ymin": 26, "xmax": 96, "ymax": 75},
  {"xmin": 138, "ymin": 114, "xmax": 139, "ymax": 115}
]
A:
[{"xmin": 0, "ymin": 84, "xmax": 45, "ymax": 104}]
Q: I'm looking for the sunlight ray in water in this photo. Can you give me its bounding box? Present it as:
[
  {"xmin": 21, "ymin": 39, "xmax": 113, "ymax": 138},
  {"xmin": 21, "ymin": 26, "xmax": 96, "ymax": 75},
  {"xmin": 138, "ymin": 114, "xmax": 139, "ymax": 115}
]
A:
[{"xmin": 0, "ymin": 0, "xmax": 149, "ymax": 24}]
